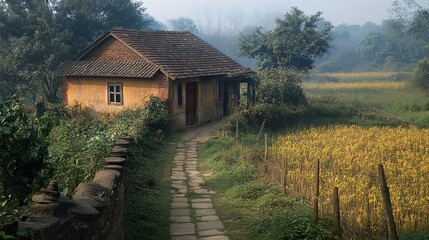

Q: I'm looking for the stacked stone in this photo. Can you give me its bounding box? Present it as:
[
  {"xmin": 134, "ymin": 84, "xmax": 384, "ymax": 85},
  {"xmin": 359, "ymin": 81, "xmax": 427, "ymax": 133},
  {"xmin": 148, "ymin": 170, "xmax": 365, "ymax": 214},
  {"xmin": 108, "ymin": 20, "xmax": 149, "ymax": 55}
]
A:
[
  {"xmin": 19, "ymin": 136, "xmax": 131, "ymax": 240},
  {"xmin": 170, "ymin": 139, "xmax": 228, "ymax": 240}
]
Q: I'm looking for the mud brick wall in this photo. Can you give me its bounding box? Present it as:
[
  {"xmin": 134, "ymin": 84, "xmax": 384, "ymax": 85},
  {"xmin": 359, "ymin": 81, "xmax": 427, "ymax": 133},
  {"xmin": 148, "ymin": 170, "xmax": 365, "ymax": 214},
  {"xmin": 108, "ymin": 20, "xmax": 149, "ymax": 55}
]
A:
[{"xmin": 18, "ymin": 136, "xmax": 131, "ymax": 240}]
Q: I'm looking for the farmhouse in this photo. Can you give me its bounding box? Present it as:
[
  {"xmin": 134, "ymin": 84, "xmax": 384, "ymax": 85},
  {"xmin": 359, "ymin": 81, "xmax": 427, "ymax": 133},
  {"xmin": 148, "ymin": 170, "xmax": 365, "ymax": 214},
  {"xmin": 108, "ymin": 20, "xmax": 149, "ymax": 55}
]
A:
[{"xmin": 55, "ymin": 29, "xmax": 255, "ymax": 129}]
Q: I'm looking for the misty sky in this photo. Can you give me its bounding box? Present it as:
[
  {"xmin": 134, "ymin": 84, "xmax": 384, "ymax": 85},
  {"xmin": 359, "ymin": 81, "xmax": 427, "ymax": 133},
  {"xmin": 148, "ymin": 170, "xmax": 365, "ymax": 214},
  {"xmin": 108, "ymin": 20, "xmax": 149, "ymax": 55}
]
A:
[{"xmin": 143, "ymin": 0, "xmax": 396, "ymax": 28}]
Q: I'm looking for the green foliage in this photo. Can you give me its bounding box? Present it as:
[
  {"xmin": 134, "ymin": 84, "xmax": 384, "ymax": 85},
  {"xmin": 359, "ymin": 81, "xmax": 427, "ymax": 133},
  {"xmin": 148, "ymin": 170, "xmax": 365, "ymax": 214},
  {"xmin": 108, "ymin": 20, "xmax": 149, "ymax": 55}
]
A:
[
  {"xmin": 242, "ymin": 69, "xmax": 307, "ymax": 128},
  {"xmin": 257, "ymin": 69, "xmax": 307, "ymax": 106},
  {"xmin": 123, "ymin": 133, "xmax": 175, "ymax": 240},
  {"xmin": 199, "ymin": 136, "xmax": 336, "ymax": 240},
  {"xmin": 40, "ymin": 98, "xmax": 170, "ymax": 196},
  {"xmin": 239, "ymin": 7, "xmax": 332, "ymax": 72},
  {"xmin": 0, "ymin": 0, "xmax": 152, "ymax": 101},
  {"xmin": 55, "ymin": 0, "xmax": 150, "ymax": 55},
  {"xmin": 168, "ymin": 17, "xmax": 199, "ymax": 33},
  {"xmin": 400, "ymin": 231, "xmax": 429, "ymax": 240},
  {"xmin": 253, "ymin": 209, "xmax": 336, "ymax": 240},
  {"xmin": 358, "ymin": 19, "xmax": 428, "ymax": 71},
  {"xmin": 43, "ymin": 108, "xmax": 114, "ymax": 195},
  {"xmin": 412, "ymin": 57, "xmax": 429, "ymax": 90},
  {"xmin": 143, "ymin": 96, "xmax": 169, "ymax": 132},
  {"xmin": 0, "ymin": 97, "xmax": 48, "ymax": 205}
]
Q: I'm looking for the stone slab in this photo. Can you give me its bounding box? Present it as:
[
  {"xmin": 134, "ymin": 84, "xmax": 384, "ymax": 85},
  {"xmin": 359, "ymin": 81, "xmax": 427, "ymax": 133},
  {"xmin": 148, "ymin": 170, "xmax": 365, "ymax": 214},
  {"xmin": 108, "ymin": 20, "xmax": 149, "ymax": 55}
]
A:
[
  {"xmin": 198, "ymin": 215, "xmax": 219, "ymax": 222},
  {"xmin": 197, "ymin": 221, "xmax": 224, "ymax": 231},
  {"xmin": 172, "ymin": 202, "xmax": 189, "ymax": 208},
  {"xmin": 192, "ymin": 202, "xmax": 213, "ymax": 209},
  {"xmin": 170, "ymin": 216, "xmax": 192, "ymax": 223},
  {"xmin": 198, "ymin": 236, "xmax": 229, "ymax": 240},
  {"xmin": 171, "ymin": 208, "xmax": 190, "ymax": 216},
  {"xmin": 172, "ymin": 235, "xmax": 197, "ymax": 240},
  {"xmin": 192, "ymin": 198, "xmax": 212, "ymax": 203},
  {"xmin": 196, "ymin": 209, "xmax": 216, "ymax": 217},
  {"xmin": 198, "ymin": 229, "xmax": 225, "ymax": 237},
  {"xmin": 173, "ymin": 197, "xmax": 188, "ymax": 203},
  {"xmin": 170, "ymin": 223, "xmax": 195, "ymax": 236}
]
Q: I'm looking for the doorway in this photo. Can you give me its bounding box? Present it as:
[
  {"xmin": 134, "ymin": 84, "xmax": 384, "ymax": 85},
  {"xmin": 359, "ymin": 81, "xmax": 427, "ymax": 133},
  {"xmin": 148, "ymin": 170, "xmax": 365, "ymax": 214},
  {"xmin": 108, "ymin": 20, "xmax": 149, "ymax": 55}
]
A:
[
  {"xmin": 186, "ymin": 82, "xmax": 197, "ymax": 126},
  {"xmin": 223, "ymin": 82, "xmax": 229, "ymax": 116}
]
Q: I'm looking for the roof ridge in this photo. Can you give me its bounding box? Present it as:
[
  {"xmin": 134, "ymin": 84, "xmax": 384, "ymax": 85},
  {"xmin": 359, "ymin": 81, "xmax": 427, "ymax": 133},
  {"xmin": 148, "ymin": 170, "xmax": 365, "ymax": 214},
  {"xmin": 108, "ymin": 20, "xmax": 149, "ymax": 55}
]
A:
[{"xmin": 109, "ymin": 28, "xmax": 191, "ymax": 34}]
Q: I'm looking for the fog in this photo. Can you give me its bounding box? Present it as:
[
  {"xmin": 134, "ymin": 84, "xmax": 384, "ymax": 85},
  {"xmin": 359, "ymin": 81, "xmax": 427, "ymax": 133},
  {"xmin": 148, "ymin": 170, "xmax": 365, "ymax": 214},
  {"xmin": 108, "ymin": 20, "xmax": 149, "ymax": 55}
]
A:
[{"xmin": 144, "ymin": 0, "xmax": 394, "ymax": 28}]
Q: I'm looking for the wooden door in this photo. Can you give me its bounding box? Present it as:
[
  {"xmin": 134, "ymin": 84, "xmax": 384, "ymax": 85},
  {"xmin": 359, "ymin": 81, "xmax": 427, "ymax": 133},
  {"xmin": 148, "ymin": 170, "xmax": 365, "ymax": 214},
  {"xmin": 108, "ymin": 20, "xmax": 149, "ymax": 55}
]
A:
[{"xmin": 186, "ymin": 82, "xmax": 197, "ymax": 126}]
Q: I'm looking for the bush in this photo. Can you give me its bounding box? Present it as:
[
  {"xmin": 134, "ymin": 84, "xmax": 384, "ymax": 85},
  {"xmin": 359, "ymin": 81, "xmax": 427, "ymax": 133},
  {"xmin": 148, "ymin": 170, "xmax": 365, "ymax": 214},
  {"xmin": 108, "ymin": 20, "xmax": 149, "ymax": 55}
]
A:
[
  {"xmin": 252, "ymin": 209, "xmax": 336, "ymax": 240},
  {"xmin": 0, "ymin": 97, "xmax": 48, "ymax": 205},
  {"xmin": 257, "ymin": 69, "xmax": 307, "ymax": 106},
  {"xmin": 235, "ymin": 68, "xmax": 308, "ymax": 129},
  {"xmin": 248, "ymin": 103, "xmax": 305, "ymax": 127},
  {"xmin": 144, "ymin": 96, "xmax": 169, "ymax": 132},
  {"xmin": 412, "ymin": 57, "xmax": 429, "ymax": 90}
]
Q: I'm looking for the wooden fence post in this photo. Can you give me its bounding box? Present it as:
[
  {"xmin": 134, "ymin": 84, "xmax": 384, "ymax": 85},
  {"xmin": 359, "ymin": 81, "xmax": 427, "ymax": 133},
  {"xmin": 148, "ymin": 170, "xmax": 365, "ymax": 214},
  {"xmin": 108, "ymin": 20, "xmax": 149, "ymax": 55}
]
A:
[
  {"xmin": 366, "ymin": 192, "xmax": 371, "ymax": 240},
  {"xmin": 235, "ymin": 119, "xmax": 239, "ymax": 145},
  {"xmin": 378, "ymin": 164, "xmax": 398, "ymax": 240},
  {"xmin": 257, "ymin": 119, "xmax": 266, "ymax": 145},
  {"xmin": 281, "ymin": 157, "xmax": 287, "ymax": 195},
  {"xmin": 333, "ymin": 187, "xmax": 342, "ymax": 237},
  {"xmin": 264, "ymin": 134, "xmax": 268, "ymax": 173},
  {"xmin": 312, "ymin": 159, "xmax": 320, "ymax": 224}
]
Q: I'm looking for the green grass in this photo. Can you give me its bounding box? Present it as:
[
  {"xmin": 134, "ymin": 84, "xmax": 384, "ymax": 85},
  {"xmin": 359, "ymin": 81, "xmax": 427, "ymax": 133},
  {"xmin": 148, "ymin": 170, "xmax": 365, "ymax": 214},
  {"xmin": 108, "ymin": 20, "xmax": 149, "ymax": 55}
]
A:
[
  {"xmin": 123, "ymin": 133, "xmax": 179, "ymax": 240},
  {"xmin": 198, "ymin": 136, "xmax": 337, "ymax": 240},
  {"xmin": 304, "ymin": 84, "xmax": 429, "ymax": 127}
]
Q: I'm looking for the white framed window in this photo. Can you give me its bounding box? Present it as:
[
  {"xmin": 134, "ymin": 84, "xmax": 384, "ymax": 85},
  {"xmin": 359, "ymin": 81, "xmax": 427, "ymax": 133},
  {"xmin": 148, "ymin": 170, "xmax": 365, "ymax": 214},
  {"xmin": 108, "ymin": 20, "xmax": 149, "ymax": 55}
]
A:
[{"xmin": 108, "ymin": 82, "xmax": 123, "ymax": 105}]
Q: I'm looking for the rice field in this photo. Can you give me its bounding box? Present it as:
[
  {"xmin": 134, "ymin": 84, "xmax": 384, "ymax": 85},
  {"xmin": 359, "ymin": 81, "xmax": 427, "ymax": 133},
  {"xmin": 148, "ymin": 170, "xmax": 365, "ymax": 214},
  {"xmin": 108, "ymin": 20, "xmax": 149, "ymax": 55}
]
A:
[
  {"xmin": 303, "ymin": 78, "xmax": 429, "ymax": 127},
  {"xmin": 269, "ymin": 125, "xmax": 429, "ymax": 238},
  {"xmin": 304, "ymin": 81, "xmax": 406, "ymax": 90}
]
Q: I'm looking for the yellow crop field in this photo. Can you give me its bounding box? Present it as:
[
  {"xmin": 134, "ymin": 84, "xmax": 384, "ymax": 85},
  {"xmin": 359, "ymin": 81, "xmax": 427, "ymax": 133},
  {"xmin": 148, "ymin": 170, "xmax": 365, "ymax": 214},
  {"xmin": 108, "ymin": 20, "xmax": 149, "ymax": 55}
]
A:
[
  {"xmin": 269, "ymin": 125, "xmax": 429, "ymax": 236},
  {"xmin": 303, "ymin": 81, "xmax": 407, "ymax": 90},
  {"xmin": 317, "ymin": 72, "xmax": 402, "ymax": 78}
]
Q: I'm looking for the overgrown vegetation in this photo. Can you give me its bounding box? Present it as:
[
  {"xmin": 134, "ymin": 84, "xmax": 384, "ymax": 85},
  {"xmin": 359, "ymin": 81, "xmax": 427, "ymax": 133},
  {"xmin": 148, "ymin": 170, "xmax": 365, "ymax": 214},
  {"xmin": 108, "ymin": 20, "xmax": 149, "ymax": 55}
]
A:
[
  {"xmin": 0, "ymin": 97, "xmax": 49, "ymax": 206},
  {"xmin": 123, "ymin": 131, "xmax": 176, "ymax": 240},
  {"xmin": 0, "ymin": 95, "xmax": 170, "ymax": 238},
  {"xmin": 199, "ymin": 135, "xmax": 337, "ymax": 240}
]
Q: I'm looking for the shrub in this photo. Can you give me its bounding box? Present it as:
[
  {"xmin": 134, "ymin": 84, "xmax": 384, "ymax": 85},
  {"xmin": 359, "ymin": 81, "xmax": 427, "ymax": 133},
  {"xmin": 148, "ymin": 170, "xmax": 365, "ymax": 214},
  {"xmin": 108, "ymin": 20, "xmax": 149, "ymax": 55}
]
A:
[
  {"xmin": 412, "ymin": 57, "xmax": 429, "ymax": 90},
  {"xmin": 238, "ymin": 68, "xmax": 308, "ymax": 129},
  {"xmin": 144, "ymin": 96, "xmax": 169, "ymax": 132},
  {"xmin": 0, "ymin": 97, "xmax": 48, "ymax": 205},
  {"xmin": 248, "ymin": 103, "xmax": 305, "ymax": 127},
  {"xmin": 257, "ymin": 69, "xmax": 307, "ymax": 106}
]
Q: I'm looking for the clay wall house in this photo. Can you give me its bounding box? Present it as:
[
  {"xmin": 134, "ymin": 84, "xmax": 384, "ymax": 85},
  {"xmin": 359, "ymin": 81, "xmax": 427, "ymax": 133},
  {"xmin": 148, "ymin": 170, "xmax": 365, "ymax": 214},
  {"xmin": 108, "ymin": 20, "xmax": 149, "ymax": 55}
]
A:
[{"xmin": 54, "ymin": 29, "xmax": 255, "ymax": 129}]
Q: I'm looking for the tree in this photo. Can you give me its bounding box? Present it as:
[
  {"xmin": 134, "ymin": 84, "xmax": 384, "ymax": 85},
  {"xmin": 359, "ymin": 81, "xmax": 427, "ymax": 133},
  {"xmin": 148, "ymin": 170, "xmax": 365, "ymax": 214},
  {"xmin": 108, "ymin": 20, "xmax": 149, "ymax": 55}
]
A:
[
  {"xmin": 0, "ymin": 0, "xmax": 70, "ymax": 101},
  {"xmin": 358, "ymin": 19, "xmax": 428, "ymax": 70},
  {"xmin": 55, "ymin": 0, "xmax": 151, "ymax": 55},
  {"xmin": 168, "ymin": 17, "xmax": 199, "ymax": 33},
  {"xmin": 0, "ymin": 0, "xmax": 152, "ymax": 102},
  {"xmin": 238, "ymin": 7, "xmax": 333, "ymax": 73}
]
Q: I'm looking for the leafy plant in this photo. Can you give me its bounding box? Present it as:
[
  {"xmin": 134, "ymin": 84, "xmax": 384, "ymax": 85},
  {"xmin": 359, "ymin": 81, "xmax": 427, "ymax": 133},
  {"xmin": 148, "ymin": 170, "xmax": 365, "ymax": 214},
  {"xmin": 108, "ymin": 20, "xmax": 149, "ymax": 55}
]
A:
[
  {"xmin": 144, "ymin": 96, "xmax": 169, "ymax": 132},
  {"xmin": 0, "ymin": 96, "xmax": 48, "ymax": 205},
  {"xmin": 412, "ymin": 56, "xmax": 429, "ymax": 90}
]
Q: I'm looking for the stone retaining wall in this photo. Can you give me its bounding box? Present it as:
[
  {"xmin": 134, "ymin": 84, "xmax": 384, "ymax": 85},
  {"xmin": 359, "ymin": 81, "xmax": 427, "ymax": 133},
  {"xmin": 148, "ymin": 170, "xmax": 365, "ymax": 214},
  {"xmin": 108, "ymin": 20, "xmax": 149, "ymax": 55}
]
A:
[{"xmin": 18, "ymin": 136, "xmax": 131, "ymax": 240}]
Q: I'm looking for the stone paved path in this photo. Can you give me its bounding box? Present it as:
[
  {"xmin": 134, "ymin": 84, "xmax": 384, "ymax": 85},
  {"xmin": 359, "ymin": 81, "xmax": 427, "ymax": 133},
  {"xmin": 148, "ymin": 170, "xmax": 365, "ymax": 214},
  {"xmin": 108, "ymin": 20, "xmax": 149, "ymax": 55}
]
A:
[{"xmin": 169, "ymin": 122, "xmax": 229, "ymax": 240}]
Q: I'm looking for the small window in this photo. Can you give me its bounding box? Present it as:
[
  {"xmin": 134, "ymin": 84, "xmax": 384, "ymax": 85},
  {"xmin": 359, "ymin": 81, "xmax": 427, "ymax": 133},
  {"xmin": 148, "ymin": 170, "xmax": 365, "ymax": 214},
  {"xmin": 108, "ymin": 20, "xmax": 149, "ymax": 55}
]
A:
[
  {"xmin": 108, "ymin": 82, "xmax": 123, "ymax": 105},
  {"xmin": 177, "ymin": 83, "xmax": 183, "ymax": 106}
]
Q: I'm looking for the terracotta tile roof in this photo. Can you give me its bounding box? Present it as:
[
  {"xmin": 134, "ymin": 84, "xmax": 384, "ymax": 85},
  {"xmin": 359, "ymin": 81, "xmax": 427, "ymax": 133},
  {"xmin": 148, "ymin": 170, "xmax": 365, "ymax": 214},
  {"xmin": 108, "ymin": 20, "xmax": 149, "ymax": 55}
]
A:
[
  {"xmin": 54, "ymin": 60, "xmax": 159, "ymax": 78},
  {"xmin": 76, "ymin": 29, "xmax": 255, "ymax": 80}
]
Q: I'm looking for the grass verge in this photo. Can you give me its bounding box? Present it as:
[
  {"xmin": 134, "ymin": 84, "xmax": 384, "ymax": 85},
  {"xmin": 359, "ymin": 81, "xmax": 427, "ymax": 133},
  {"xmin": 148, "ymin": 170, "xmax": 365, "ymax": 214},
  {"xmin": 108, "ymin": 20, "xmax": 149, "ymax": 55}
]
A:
[
  {"xmin": 123, "ymin": 133, "xmax": 179, "ymax": 240},
  {"xmin": 198, "ymin": 135, "xmax": 337, "ymax": 240}
]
